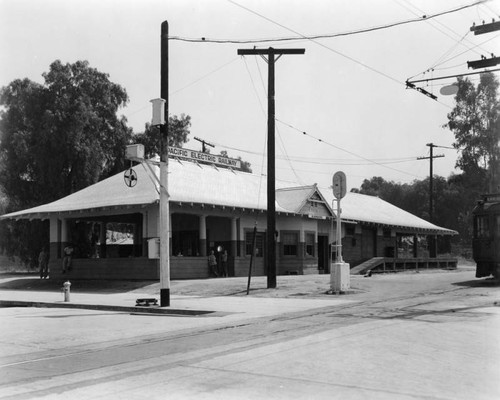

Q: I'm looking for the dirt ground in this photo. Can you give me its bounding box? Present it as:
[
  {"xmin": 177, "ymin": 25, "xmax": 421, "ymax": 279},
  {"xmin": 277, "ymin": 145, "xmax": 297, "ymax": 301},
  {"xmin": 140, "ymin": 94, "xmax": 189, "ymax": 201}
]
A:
[{"xmin": 0, "ymin": 257, "xmax": 483, "ymax": 300}]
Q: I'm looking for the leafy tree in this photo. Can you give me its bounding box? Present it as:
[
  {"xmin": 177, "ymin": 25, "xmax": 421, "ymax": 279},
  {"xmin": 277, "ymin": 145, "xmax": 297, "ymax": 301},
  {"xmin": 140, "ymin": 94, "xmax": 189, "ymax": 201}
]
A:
[
  {"xmin": 444, "ymin": 72, "xmax": 500, "ymax": 192},
  {"xmin": 133, "ymin": 114, "xmax": 192, "ymax": 159},
  {"xmin": 0, "ymin": 60, "xmax": 132, "ymax": 210},
  {"xmin": 219, "ymin": 150, "xmax": 252, "ymax": 173},
  {"xmin": 359, "ymin": 174, "xmax": 481, "ymax": 250},
  {"xmin": 0, "ymin": 60, "xmax": 132, "ymax": 263}
]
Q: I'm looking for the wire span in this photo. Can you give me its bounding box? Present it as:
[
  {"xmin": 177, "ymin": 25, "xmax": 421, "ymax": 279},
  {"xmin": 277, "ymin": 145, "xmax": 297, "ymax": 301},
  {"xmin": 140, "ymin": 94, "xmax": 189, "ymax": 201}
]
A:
[{"xmin": 169, "ymin": 0, "xmax": 488, "ymax": 44}]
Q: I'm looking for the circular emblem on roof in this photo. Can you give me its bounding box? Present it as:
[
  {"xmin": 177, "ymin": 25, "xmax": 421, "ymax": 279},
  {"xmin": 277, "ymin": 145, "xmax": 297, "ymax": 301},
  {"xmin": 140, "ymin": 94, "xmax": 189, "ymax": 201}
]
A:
[{"xmin": 124, "ymin": 168, "xmax": 138, "ymax": 188}]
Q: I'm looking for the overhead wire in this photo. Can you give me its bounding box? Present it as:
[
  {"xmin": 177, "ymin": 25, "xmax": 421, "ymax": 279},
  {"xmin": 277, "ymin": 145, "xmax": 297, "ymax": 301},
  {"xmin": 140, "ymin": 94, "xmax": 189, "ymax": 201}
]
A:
[
  {"xmin": 402, "ymin": 0, "xmax": 499, "ymax": 81},
  {"xmin": 397, "ymin": 0, "xmax": 489, "ymax": 58},
  {"xmin": 169, "ymin": 0, "xmax": 488, "ymax": 45},
  {"xmin": 250, "ymin": 52, "xmax": 305, "ymax": 185},
  {"xmin": 210, "ymin": 140, "xmax": 423, "ymax": 165},
  {"xmin": 170, "ymin": 57, "xmax": 240, "ymax": 96},
  {"xmin": 274, "ymin": 118, "xmax": 424, "ymax": 179},
  {"xmin": 241, "ymin": 56, "xmax": 268, "ymax": 212}
]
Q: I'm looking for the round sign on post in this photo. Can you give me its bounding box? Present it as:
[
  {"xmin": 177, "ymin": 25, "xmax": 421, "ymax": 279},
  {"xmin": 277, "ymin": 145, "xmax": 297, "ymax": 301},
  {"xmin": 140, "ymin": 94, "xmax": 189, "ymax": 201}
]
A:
[
  {"xmin": 124, "ymin": 168, "xmax": 138, "ymax": 187},
  {"xmin": 440, "ymin": 83, "xmax": 459, "ymax": 96},
  {"xmin": 332, "ymin": 171, "xmax": 347, "ymax": 199}
]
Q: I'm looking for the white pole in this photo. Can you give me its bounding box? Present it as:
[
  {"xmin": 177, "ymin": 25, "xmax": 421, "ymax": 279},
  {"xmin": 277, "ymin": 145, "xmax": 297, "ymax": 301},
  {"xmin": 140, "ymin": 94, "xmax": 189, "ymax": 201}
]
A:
[
  {"xmin": 151, "ymin": 97, "xmax": 170, "ymax": 307},
  {"xmin": 159, "ymin": 154, "xmax": 170, "ymax": 306},
  {"xmin": 336, "ymin": 198, "xmax": 343, "ymax": 263}
]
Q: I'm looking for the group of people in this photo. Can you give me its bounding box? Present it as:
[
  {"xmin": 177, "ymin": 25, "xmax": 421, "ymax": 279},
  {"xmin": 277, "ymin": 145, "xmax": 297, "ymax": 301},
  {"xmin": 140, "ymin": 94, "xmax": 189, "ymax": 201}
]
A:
[
  {"xmin": 38, "ymin": 244, "xmax": 74, "ymax": 279},
  {"xmin": 208, "ymin": 249, "xmax": 228, "ymax": 278}
]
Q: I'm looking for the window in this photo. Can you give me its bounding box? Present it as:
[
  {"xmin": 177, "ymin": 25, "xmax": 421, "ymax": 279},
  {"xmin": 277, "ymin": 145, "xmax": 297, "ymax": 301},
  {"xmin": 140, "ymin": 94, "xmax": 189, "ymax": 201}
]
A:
[
  {"xmin": 345, "ymin": 224, "xmax": 355, "ymax": 237},
  {"xmin": 245, "ymin": 231, "xmax": 263, "ymax": 257},
  {"xmin": 475, "ymin": 215, "xmax": 489, "ymax": 238},
  {"xmin": 305, "ymin": 233, "xmax": 315, "ymax": 256},
  {"xmin": 282, "ymin": 232, "xmax": 298, "ymax": 256}
]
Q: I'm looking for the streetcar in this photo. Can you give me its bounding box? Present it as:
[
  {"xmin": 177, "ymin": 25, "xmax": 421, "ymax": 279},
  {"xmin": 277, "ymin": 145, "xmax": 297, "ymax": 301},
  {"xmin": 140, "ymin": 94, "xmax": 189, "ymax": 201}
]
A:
[{"xmin": 472, "ymin": 193, "xmax": 500, "ymax": 279}]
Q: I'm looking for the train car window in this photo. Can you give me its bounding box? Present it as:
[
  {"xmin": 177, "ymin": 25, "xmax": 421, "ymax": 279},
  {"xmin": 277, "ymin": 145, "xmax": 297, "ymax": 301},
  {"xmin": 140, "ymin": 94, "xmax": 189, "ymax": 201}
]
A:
[{"xmin": 475, "ymin": 215, "xmax": 489, "ymax": 238}]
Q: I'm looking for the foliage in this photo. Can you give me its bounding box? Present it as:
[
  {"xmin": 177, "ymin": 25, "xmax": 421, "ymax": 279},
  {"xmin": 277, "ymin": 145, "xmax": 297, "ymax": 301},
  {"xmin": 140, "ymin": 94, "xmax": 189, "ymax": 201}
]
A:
[
  {"xmin": 133, "ymin": 114, "xmax": 192, "ymax": 159},
  {"xmin": 358, "ymin": 173, "xmax": 485, "ymax": 248},
  {"xmin": 0, "ymin": 60, "xmax": 131, "ymax": 262},
  {"xmin": 219, "ymin": 150, "xmax": 252, "ymax": 173},
  {"xmin": 0, "ymin": 60, "xmax": 132, "ymax": 210},
  {"xmin": 444, "ymin": 72, "xmax": 500, "ymax": 192}
]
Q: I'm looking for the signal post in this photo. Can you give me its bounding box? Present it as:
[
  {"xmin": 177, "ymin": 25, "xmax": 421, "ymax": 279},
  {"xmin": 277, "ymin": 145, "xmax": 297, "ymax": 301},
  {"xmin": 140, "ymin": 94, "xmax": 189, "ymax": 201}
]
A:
[{"xmin": 331, "ymin": 171, "xmax": 350, "ymax": 293}]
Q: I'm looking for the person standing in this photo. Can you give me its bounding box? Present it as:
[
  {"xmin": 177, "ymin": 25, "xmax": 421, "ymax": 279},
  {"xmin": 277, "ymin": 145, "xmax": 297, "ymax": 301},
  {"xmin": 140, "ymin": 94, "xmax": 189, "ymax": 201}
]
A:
[
  {"xmin": 62, "ymin": 244, "xmax": 74, "ymax": 273},
  {"xmin": 208, "ymin": 250, "xmax": 218, "ymax": 277},
  {"xmin": 38, "ymin": 247, "xmax": 49, "ymax": 279},
  {"xmin": 221, "ymin": 250, "xmax": 228, "ymax": 277}
]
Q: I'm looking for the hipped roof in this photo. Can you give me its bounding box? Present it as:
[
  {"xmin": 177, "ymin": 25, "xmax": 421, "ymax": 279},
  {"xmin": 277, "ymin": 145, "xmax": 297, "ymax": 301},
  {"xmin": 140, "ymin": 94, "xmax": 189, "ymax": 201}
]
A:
[{"xmin": 1, "ymin": 159, "xmax": 456, "ymax": 235}]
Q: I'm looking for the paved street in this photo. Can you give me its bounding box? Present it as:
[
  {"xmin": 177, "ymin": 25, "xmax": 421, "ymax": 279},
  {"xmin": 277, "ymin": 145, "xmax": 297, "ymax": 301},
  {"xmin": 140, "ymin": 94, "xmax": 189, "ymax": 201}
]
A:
[{"xmin": 0, "ymin": 267, "xmax": 499, "ymax": 399}]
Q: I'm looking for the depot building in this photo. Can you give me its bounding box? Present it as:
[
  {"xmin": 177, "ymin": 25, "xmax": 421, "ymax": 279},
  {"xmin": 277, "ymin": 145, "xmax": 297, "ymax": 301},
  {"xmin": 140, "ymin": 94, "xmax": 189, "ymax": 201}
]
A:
[{"xmin": 1, "ymin": 147, "xmax": 457, "ymax": 280}]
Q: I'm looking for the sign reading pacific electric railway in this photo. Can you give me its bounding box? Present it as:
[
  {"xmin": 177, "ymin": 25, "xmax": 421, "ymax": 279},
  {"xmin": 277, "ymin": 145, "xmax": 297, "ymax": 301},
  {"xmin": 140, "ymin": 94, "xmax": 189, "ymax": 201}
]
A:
[{"xmin": 168, "ymin": 146, "xmax": 241, "ymax": 169}]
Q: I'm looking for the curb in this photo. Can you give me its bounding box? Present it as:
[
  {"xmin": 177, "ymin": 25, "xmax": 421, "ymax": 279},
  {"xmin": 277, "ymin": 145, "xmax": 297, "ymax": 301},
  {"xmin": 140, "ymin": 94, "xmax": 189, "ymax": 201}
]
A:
[{"xmin": 0, "ymin": 300, "xmax": 215, "ymax": 316}]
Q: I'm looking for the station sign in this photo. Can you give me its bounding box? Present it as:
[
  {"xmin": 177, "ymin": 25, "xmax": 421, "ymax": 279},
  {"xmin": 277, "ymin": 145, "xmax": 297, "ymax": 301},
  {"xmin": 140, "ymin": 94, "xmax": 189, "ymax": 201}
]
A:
[{"xmin": 168, "ymin": 146, "xmax": 241, "ymax": 169}]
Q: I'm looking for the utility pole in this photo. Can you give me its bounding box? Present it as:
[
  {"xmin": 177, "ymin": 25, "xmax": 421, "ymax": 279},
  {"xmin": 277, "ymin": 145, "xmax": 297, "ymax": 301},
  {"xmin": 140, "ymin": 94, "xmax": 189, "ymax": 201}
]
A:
[
  {"xmin": 194, "ymin": 136, "xmax": 215, "ymax": 153},
  {"xmin": 159, "ymin": 21, "xmax": 170, "ymax": 307},
  {"xmin": 237, "ymin": 47, "xmax": 305, "ymax": 289},
  {"xmin": 417, "ymin": 143, "xmax": 444, "ymax": 258},
  {"xmin": 417, "ymin": 143, "xmax": 445, "ymax": 222}
]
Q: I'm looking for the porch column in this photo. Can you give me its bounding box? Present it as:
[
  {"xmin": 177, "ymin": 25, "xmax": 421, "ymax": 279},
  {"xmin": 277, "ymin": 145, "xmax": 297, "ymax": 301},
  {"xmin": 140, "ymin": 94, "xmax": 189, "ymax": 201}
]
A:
[
  {"xmin": 49, "ymin": 217, "xmax": 59, "ymax": 260},
  {"xmin": 169, "ymin": 216, "xmax": 173, "ymax": 256},
  {"xmin": 413, "ymin": 234, "xmax": 418, "ymax": 258},
  {"xmin": 231, "ymin": 218, "xmax": 238, "ymax": 256},
  {"xmin": 299, "ymin": 228, "xmax": 305, "ymax": 258},
  {"xmin": 199, "ymin": 215, "xmax": 207, "ymax": 257}
]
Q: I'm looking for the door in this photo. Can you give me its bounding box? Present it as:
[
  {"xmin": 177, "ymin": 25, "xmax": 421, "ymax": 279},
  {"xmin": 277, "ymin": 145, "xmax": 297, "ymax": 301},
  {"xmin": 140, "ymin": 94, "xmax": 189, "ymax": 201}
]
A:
[{"xmin": 318, "ymin": 235, "xmax": 329, "ymax": 273}]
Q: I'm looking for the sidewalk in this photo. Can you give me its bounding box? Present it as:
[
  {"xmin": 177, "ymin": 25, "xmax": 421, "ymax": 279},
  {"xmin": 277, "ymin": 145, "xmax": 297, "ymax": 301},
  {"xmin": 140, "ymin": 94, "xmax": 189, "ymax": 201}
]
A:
[
  {"xmin": 0, "ymin": 265, "xmax": 480, "ymax": 320},
  {"xmin": 0, "ymin": 274, "xmax": 355, "ymax": 319}
]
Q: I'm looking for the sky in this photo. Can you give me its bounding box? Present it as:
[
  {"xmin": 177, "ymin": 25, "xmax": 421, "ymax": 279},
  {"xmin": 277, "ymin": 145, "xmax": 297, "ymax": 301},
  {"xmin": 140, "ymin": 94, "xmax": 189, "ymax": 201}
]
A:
[{"xmin": 1, "ymin": 0, "xmax": 499, "ymax": 193}]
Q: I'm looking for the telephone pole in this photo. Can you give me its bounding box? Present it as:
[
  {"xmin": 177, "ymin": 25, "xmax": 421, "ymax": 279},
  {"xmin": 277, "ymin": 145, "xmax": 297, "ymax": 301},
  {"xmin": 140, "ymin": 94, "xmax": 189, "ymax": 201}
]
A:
[
  {"xmin": 417, "ymin": 143, "xmax": 444, "ymax": 258},
  {"xmin": 237, "ymin": 47, "xmax": 305, "ymax": 289},
  {"xmin": 159, "ymin": 21, "xmax": 170, "ymax": 306},
  {"xmin": 417, "ymin": 143, "xmax": 445, "ymax": 222},
  {"xmin": 194, "ymin": 136, "xmax": 215, "ymax": 153}
]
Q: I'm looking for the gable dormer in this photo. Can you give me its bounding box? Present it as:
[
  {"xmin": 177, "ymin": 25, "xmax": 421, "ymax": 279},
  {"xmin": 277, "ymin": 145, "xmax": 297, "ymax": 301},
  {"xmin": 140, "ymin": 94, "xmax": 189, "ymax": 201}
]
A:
[{"xmin": 276, "ymin": 184, "xmax": 333, "ymax": 218}]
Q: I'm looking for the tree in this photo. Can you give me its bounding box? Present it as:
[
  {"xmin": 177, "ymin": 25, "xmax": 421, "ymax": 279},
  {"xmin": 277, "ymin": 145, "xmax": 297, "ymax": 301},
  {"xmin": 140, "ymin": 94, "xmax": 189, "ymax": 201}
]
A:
[
  {"xmin": 132, "ymin": 114, "xmax": 191, "ymax": 159},
  {"xmin": 358, "ymin": 174, "xmax": 480, "ymax": 250},
  {"xmin": 219, "ymin": 150, "xmax": 252, "ymax": 173},
  {"xmin": 444, "ymin": 72, "xmax": 500, "ymax": 192},
  {"xmin": 0, "ymin": 60, "xmax": 132, "ymax": 264},
  {"xmin": 0, "ymin": 60, "xmax": 132, "ymax": 210}
]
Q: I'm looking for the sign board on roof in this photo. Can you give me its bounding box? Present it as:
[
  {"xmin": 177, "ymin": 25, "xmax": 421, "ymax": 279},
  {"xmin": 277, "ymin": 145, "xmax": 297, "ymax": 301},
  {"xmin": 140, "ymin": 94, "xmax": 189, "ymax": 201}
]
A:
[{"xmin": 168, "ymin": 146, "xmax": 242, "ymax": 169}]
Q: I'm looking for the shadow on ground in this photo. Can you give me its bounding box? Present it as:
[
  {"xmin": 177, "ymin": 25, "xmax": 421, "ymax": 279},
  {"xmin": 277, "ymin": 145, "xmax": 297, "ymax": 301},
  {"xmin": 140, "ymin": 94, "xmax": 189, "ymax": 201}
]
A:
[
  {"xmin": 452, "ymin": 277, "xmax": 499, "ymax": 288},
  {"xmin": 0, "ymin": 275, "xmax": 157, "ymax": 294}
]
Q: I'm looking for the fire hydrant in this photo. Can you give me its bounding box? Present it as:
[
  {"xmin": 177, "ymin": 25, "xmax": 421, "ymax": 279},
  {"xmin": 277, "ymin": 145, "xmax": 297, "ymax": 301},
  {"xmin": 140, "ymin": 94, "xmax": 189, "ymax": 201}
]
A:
[{"xmin": 62, "ymin": 280, "xmax": 71, "ymax": 302}]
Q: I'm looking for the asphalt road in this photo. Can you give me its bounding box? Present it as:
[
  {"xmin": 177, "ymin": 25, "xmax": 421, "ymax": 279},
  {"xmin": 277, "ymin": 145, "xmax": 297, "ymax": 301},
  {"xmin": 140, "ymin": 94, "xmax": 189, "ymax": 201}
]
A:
[{"xmin": 0, "ymin": 269, "xmax": 499, "ymax": 400}]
